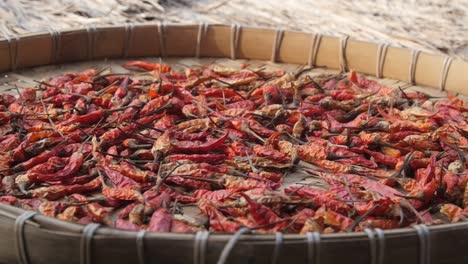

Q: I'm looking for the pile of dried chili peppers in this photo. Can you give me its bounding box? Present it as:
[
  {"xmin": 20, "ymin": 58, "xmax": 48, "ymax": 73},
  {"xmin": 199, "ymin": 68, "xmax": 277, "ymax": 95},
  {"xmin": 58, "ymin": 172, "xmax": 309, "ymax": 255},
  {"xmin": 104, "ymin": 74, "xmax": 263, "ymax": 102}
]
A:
[{"xmin": 0, "ymin": 60, "xmax": 467, "ymax": 234}]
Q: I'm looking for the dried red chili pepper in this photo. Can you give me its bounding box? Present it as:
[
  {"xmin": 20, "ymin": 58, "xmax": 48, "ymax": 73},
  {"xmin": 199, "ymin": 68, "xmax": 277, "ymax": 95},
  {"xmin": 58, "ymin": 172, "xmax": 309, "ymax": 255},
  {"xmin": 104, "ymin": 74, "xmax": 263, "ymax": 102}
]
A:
[
  {"xmin": 123, "ymin": 61, "xmax": 171, "ymax": 73},
  {"xmin": 198, "ymin": 199, "xmax": 240, "ymax": 232},
  {"xmin": 0, "ymin": 61, "xmax": 466, "ymax": 235},
  {"xmin": 240, "ymin": 193, "xmax": 285, "ymax": 230},
  {"xmin": 30, "ymin": 177, "xmax": 101, "ymax": 200},
  {"xmin": 167, "ymin": 153, "xmax": 226, "ymax": 164},
  {"xmin": 147, "ymin": 208, "xmax": 172, "ymax": 232},
  {"xmin": 169, "ymin": 133, "xmax": 229, "ymax": 154}
]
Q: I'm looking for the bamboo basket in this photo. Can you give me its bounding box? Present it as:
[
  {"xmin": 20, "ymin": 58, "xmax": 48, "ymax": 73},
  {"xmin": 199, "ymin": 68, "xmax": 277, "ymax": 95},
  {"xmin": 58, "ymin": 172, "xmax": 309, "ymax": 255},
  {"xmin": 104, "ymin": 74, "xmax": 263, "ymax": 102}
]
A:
[{"xmin": 0, "ymin": 24, "xmax": 467, "ymax": 264}]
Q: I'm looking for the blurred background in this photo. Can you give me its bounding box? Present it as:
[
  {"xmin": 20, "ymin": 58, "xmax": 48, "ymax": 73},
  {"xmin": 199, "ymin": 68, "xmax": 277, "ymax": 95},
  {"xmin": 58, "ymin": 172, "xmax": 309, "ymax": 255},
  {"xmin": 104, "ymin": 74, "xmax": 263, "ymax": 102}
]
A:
[{"xmin": 0, "ymin": 0, "xmax": 466, "ymax": 60}]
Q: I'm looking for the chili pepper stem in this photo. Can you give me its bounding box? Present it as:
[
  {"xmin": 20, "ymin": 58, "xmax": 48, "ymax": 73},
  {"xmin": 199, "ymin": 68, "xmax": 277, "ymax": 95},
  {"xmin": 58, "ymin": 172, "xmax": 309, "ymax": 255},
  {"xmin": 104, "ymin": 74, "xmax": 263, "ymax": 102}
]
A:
[
  {"xmin": 95, "ymin": 80, "xmax": 120, "ymax": 96},
  {"xmin": 63, "ymin": 197, "xmax": 106, "ymax": 206},
  {"xmin": 176, "ymin": 175, "xmax": 222, "ymax": 187},
  {"xmin": 399, "ymin": 199, "xmax": 426, "ymax": 224},
  {"xmin": 17, "ymin": 182, "xmax": 29, "ymax": 195},
  {"xmin": 139, "ymin": 102, "xmax": 174, "ymax": 118},
  {"xmin": 392, "ymin": 151, "xmax": 415, "ymax": 178},
  {"xmin": 346, "ymin": 204, "xmax": 380, "ymax": 232},
  {"xmin": 39, "ymin": 97, "xmax": 65, "ymax": 138},
  {"xmin": 241, "ymin": 124, "xmax": 266, "ymax": 143},
  {"xmin": 152, "ymin": 161, "xmax": 183, "ymax": 193},
  {"xmin": 244, "ymin": 151, "xmax": 259, "ymax": 173},
  {"xmin": 133, "ymin": 121, "xmax": 164, "ymax": 132}
]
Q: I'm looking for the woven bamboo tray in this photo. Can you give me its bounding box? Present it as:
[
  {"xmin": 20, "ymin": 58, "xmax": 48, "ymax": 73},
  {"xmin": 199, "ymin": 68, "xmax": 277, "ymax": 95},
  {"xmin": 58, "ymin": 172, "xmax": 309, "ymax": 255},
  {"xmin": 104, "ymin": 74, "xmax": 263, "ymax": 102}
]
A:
[{"xmin": 0, "ymin": 24, "xmax": 467, "ymax": 264}]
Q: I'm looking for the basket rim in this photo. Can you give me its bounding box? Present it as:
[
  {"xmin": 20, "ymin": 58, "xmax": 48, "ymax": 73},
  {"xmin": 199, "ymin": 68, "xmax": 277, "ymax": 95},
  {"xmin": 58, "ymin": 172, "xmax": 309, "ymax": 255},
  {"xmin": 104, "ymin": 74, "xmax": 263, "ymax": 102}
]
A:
[{"xmin": 1, "ymin": 202, "xmax": 468, "ymax": 241}]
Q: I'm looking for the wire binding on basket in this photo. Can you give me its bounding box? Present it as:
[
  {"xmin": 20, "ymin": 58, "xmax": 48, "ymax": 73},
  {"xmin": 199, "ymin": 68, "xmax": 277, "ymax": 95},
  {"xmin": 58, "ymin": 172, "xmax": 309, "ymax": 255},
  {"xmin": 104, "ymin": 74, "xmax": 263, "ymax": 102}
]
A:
[
  {"xmin": 123, "ymin": 23, "xmax": 134, "ymax": 59},
  {"xmin": 157, "ymin": 22, "xmax": 167, "ymax": 58},
  {"xmin": 196, "ymin": 23, "xmax": 208, "ymax": 59},
  {"xmin": 439, "ymin": 56, "xmax": 453, "ymax": 91},
  {"xmin": 271, "ymin": 232, "xmax": 283, "ymax": 264},
  {"xmin": 409, "ymin": 49, "xmax": 421, "ymax": 85},
  {"xmin": 194, "ymin": 230, "xmax": 210, "ymax": 264},
  {"xmin": 194, "ymin": 231, "xmax": 203, "ymax": 264},
  {"xmin": 376, "ymin": 43, "xmax": 389, "ymax": 79},
  {"xmin": 1, "ymin": 30, "xmax": 20, "ymax": 71},
  {"xmin": 340, "ymin": 35, "xmax": 350, "ymax": 73},
  {"xmin": 136, "ymin": 230, "xmax": 147, "ymax": 264},
  {"xmin": 306, "ymin": 232, "xmax": 321, "ymax": 264},
  {"xmin": 374, "ymin": 228, "xmax": 385, "ymax": 264},
  {"xmin": 308, "ymin": 33, "xmax": 322, "ymax": 67},
  {"xmin": 14, "ymin": 211, "xmax": 36, "ymax": 264},
  {"xmin": 230, "ymin": 24, "xmax": 241, "ymax": 60},
  {"xmin": 80, "ymin": 223, "xmax": 100, "ymax": 264},
  {"xmin": 85, "ymin": 25, "xmax": 97, "ymax": 60},
  {"xmin": 364, "ymin": 229, "xmax": 377, "ymax": 264},
  {"xmin": 414, "ymin": 224, "xmax": 431, "ymax": 264},
  {"xmin": 217, "ymin": 227, "xmax": 251, "ymax": 264},
  {"xmin": 364, "ymin": 228, "xmax": 386, "ymax": 264},
  {"xmin": 47, "ymin": 27, "xmax": 61, "ymax": 64},
  {"xmin": 271, "ymin": 28, "xmax": 284, "ymax": 63}
]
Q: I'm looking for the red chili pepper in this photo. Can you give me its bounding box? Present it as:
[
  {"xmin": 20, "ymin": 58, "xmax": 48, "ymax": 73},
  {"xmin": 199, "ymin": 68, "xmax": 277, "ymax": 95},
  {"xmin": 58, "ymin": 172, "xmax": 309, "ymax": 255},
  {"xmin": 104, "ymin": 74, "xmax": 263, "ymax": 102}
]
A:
[
  {"xmin": 115, "ymin": 219, "xmax": 140, "ymax": 231},
  {"xmin": 252, "ymin": 145, "xmax": 289, "ymax": 163},
  {"xmin": 285, "ymin": 186, "xmax": 351, "ymax": 214},
  {"xmin": 167, "ymin": 154, "xmax": 226, "ymax": 164},
  {"xmin": 107, "ymin": 163, "xmax": 149, "ymax": 182},
  {"xmin": 30, "ymin": 177, "xmax": 101, "ymax": 200},
  {"xmin": 35, "ymin": 151, "xmax": 84, "ymax": 182},
  {"xmin": 297, "ymin": 143, "xmax": 328, "ymax": 161},
  {"xmin": 440, "ymin": 204, "xmax": 465, "ymax": 222},
  {"xmin": 57, "ymin": 206, "xmax": 82, "ymax": 222},
  {"xmin": 194, "ymin": 189, "xmax": 234, "ymax": 201},
  {"xmin": 166, "ymin": 176, "xmax": 212, "ymax": 190},
  {"xmin": 228, "ymin": 141, "xmax": 252, "ymax": 157},
  {"xmin": 344, "ymin": 174, "xmax": 403, "ymax": 199},
  {"xmin": 224, "ymin": 100, "xmax": 256, "ymax": 110},
  {"xmin": 291, "ymin": 208, "xmax": 316, "ymax": 229},
  {"xmin": 101, "ymin": 176, "xmax": 144, "ymax": 202},
  {"xmin": 198, "ymin": 199, "xmax": 240, "ymax": 232},
  {"xmin": 357, "ymin": 218, "xmax": 400, "ymax": 230},
  {"xmin": 123, "ymin": 60, "xmax": 171, "ymax": 73},
  {"xmin": 171, "ymin": 219, "xmax": 200, "ymax": 233},
  {"xmin": 219, "ymin": 71, "xmax": 257, "ymax": 86},
  {"xmin": 140, "ymin": 95, "xmax": 171, "ymax": 116},
  {"xmin": 171, "ymin": 132, "xmax": 229, "ymax": 153},
  {"xmin": 248, "ymin": 171, "xmax": 283, "ymax": 182},
  {"xmin": 1, "ymin": 61, "xmax": 467, "ymax": 235},
  {"xmin": 354, "ymin": 198, "xmax": 394, "ymax": 216},
  {"xmin": 315, "ymin": 206, "xmax": 353, "ymax": 231},
  {"xmin": 305, "ymin": 94, "xmax": 326, "ymax": 103},
  {"xmin": 364, "ymin": 149, "xmax": 398, "ymax": 168},
  {"xmin": 61, "ymin": 109, "xmax": 104, "ymax": 126},
  {"xmin": 0, "ymin": 195, "xmax": 17, "ymax": 205},
  {"xmin": 201, "ymin": 88, "xmax": 244, "ymax": 99},
  {"xmin": 144, "ymin": 189, "xmax": 173, "ymax": 208},
  {"xmin": 70, "ymin": 193, "xmax": 110, "ymax": 223},
  {"xmin": 11, "ymin": 146, "xmax": 62, "ymax": 173},
  {"xmin": 224, "ymin": 177, "xmax": 280, "ymax": 191},
  {"xmin": 336, "ymin": 156, "xmax": 378, "ymax": 169},
  {"xmin": 118, "ymin": 203, "xmax": 138, "ymax": 219},
  {"xmin": 100, "ymin": 165, "xmax": 140, "ymax": 189},
  {"xmin": 148, "ymin": 208, "xmax": 172, "ymax": 232},
  {"xmin": 240, "ymin": 193, "xmax": 285, "ymax": 229},
  {"xmin": 170, "ymin": 130, "xmax": 209, "ymax": 141},
  {"xmin": 329, "ymin": 90, "xmax": 355, "ymax": 101}
]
